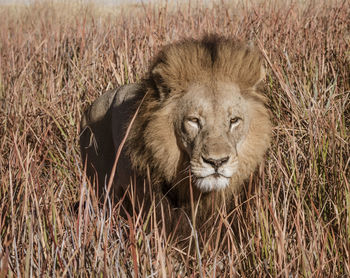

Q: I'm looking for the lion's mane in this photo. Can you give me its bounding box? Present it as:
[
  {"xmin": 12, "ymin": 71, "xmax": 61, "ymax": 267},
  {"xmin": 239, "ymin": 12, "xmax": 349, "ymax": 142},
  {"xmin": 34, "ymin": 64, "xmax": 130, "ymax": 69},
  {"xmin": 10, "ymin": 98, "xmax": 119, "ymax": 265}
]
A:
[{"xmin": 125, "ymin": 36, "xmax": 271, "ymax": 210}]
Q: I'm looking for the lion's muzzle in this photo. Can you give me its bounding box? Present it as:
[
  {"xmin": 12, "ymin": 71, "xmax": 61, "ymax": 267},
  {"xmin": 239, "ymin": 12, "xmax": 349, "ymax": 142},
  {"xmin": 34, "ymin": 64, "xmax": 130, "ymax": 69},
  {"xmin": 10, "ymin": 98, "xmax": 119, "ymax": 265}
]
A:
[
  {"xmin": 201, "ymin": 155, "xmax": 230, "ymax": 171},
  {"xmin": 190, "ymin": 154, "xmax": 238, "ymax": 192}
]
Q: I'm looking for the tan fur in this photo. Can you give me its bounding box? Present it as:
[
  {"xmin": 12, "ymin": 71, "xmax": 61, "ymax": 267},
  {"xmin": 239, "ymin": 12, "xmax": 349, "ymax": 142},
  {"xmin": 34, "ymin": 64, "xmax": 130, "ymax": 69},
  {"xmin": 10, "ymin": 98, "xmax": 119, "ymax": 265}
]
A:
[{"xmin": 80, "ymin": 35, "xmax": 271, "ymax": 229}]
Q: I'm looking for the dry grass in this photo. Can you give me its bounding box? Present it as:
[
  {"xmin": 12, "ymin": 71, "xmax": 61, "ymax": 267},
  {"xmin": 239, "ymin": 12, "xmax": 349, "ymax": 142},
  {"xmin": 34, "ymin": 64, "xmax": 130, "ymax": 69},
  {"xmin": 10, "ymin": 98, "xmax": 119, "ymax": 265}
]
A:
[{"xmin": 0, "ymin": 0, "xmax": 349, "ymax": 276}]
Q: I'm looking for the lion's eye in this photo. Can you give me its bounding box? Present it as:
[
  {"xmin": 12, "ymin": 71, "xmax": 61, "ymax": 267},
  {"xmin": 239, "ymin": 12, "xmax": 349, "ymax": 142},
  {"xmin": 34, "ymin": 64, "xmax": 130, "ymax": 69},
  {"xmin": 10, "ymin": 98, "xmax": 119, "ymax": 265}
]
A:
[
  {"xmin": 189, "ymin": 117, "xmax": 199, "ymax": 123},
  {"xmin": 230, "ymin": 117, "xmax": 242, "ymax": 129},
  {"xmin": 187, "ymin": 117, "xmax": 200, "ymax": 128}
]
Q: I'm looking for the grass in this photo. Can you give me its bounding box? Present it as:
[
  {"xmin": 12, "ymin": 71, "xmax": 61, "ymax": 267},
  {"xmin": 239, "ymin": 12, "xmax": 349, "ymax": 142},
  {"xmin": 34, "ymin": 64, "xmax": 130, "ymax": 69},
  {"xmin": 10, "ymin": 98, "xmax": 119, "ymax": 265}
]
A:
[{"xmin": 0, "ymin": 0, "xmax": 349, "ymax": 276}]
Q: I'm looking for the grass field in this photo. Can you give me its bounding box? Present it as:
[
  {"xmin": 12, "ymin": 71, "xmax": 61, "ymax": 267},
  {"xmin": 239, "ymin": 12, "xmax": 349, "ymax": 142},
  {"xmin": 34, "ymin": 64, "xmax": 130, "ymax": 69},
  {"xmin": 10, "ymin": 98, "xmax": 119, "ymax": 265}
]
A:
[{"xmin": 0, "ymin": 0, "xmax": 349, "ymax": 276}]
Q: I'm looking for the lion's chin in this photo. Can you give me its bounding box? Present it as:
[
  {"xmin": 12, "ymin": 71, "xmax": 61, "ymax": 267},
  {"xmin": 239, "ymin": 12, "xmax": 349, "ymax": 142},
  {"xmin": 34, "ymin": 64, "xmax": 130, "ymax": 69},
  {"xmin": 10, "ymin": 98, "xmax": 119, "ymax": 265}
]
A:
[{"xmin": 195, "ymin": 175, "xmax": 230, "ymax": 192}]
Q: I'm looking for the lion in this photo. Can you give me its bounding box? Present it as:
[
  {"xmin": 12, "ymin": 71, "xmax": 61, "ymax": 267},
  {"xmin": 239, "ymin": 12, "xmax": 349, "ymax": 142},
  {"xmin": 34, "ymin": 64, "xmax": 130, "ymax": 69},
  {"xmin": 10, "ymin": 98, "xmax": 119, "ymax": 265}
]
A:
[{"xmin": 80, "ymin": 36, "xmax": 271, "ymax": 232}]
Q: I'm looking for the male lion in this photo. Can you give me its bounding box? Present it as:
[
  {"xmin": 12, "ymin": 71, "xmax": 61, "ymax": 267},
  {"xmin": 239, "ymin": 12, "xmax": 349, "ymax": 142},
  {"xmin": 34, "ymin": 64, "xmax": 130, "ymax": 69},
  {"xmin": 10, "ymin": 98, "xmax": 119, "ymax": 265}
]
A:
[{"xmin": 80, "ymin": 36, "xmax": 271, "ymax": 230}]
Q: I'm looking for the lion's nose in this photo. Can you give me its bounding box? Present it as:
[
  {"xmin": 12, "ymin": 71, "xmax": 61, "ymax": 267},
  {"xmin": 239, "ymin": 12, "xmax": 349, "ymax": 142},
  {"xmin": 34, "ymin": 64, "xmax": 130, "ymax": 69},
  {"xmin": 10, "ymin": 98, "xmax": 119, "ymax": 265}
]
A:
[{"xmin": 202, "ymin": 155, "xmax": 229, "ymax": 171}]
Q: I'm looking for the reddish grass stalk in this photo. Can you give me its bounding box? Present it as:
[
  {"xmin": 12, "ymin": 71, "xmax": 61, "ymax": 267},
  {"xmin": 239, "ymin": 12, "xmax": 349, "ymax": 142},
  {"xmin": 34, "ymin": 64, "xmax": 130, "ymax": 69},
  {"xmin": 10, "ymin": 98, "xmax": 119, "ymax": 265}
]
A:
[{"xmin": 0, "ymin": 0, "xmax": 349, "ymax": 276}]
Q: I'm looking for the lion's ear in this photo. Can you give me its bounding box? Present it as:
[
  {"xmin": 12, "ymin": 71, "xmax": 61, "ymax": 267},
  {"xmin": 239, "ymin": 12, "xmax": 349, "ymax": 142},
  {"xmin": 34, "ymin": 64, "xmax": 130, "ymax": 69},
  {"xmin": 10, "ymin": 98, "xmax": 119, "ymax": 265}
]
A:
[
  {"xmin": 243, "ymin": 43, "xmax": 266, "ymax": 89},
  {"xmin": 245, "ymin": 42, "xmax": 266, "ymax": 89},
  {"xmin": 254, "ymin": 64, "xmax": 266, "ymax": 88},
  {"xmin": 150, "ymin": 63, "xmax": 172, "ymax": 101}
]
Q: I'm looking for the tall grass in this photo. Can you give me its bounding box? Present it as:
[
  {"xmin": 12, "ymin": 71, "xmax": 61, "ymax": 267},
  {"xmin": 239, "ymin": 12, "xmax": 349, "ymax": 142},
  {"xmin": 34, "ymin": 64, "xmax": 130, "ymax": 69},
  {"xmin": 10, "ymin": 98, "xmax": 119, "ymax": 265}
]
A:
[{"xmin": 0, "ymin": 0, "xmax": 349, "ymax": 276}]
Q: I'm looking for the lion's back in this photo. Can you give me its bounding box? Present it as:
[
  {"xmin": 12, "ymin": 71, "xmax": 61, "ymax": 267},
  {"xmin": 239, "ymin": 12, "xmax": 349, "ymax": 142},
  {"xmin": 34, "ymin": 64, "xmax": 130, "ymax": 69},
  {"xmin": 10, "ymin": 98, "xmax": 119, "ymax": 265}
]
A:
[{"xmin": 80, "ymin": 84, "xmax": 142, "ymax": 197}]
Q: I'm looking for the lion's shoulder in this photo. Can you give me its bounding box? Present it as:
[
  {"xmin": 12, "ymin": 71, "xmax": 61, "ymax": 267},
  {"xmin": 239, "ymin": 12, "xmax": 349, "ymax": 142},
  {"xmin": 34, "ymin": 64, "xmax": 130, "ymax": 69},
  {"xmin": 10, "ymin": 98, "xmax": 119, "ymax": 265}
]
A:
[
  {"xmin": 113, "ymin": 83, "xmax": 143, "ymax": 107},
  {"xmin": 111, "ymin": 83, "xmax": 143, "ymax": 149},
  {"xmin": 80, "ymin": 83, "xmax": 143, "ymax": 192}
]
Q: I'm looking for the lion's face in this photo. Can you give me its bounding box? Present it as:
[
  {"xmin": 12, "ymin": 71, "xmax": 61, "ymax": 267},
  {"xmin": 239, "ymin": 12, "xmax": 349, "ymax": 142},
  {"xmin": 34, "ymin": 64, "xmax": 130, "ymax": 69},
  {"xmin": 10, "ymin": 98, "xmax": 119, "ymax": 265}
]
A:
[
  {"xmin": 175, "ymin": 82, "xmax": 250, "ymax": 192},
  {"xmin": 127, "ymin": 37, "xmax": 271, "ymax": 198}
]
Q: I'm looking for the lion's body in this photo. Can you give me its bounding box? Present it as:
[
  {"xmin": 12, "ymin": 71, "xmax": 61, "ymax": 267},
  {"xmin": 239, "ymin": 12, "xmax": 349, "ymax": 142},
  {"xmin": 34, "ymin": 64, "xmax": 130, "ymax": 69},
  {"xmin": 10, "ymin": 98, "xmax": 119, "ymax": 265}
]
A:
[
  {"xmin": 80, "ymin": 84, "xmax": 142, "ymax": 196},
  {"xmin": 80, "ymin": 36, "xmax": 271, "ymax": 229}
]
